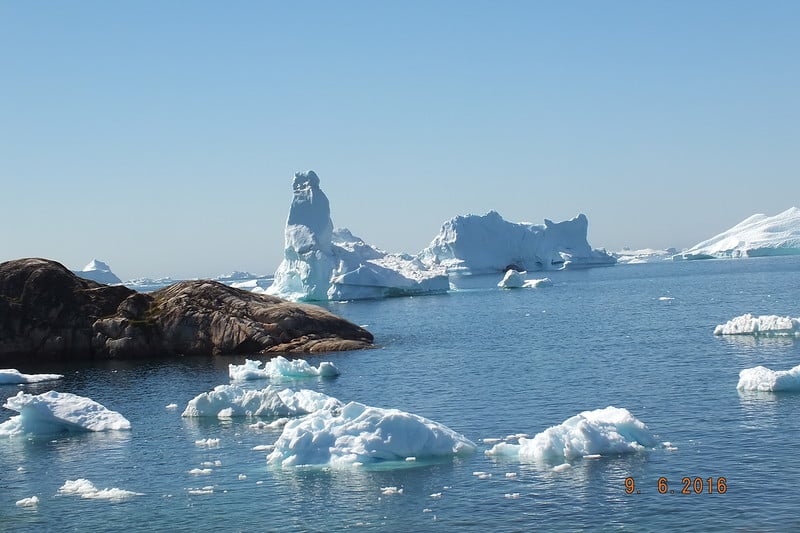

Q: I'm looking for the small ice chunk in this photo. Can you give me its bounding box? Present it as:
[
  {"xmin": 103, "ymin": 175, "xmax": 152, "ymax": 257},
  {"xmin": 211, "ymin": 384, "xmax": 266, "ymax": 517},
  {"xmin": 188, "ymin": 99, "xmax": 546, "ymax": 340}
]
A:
[
  {"xmin": 405, "ymin": 456, "xmax": 416, "ymax": 462},
  {"xmin": 165, "ymin": 403, "xmax": 178, "ymax": 410},
  {"xmin": 238, "ymin": 474, "xmax": 247, "ymax": 480},
  {"xmin": 482, "ymin": 438, "xmax": 502, "ymax": 444},
  {"xmin": 381, "ymin": 486, "xmax": 403, "ymax": 495},
  {"xmin": 505, "ymin": 472, "xmax": 518, "ymax": 478},
  {"xmin": 498, "ymin": 270, "xmax": 526, "ymax": 288},
  {"xmin": 188, "ymin": 468, "xmax": 213, "ymax": 475},
  {"xmin": 16, "ymin": 496, "xmax": 39, "ymax": 507},
  {"xmin": 228, "ymin": 357, "xmax": 340, "ymax": 381},
  {"xmin": 195, "ymin": 438, "xmax": 220, "ymax": 448},
  {"xmin": 504, "ymin": 492, "xmax": 521, "ymax": 499},
  {"xmin": 552, "ymin": 463, "xmax": 572, "ymax": 472},
  {"xmin": 523, "ymin": 278, "xmax": 552, "ymax": 288},
  {"xmin": 251, "ymin": 444, "xmax": 274, "ymax": 451},
  {"xmin": 0, "ymin": 369, "xmax": 62, "ymax": 385},
  {"xmin": 430, "ymin": 492, "xmax": 442, "ymax": 499},
  {"xmin": 714, "ymin": 313, "xmax": 800, "ymax": 336},
  {"xmin": 737, "ymin": 364, "xmax": 800, "ymax": 392},
  {"xmin": 58, "ymin": 479, "xmax": 142, "ymax": 501},
  {"xmin": 583, "ymin": 454, "xmax": 602, "ymax": 459},
  {"xmin": 187, "ymin": 486, "xmax": 214, "ymax": 495},
  {"xmin": 658, "ymin": 296, "xmax": 675, "ymax": 301}
]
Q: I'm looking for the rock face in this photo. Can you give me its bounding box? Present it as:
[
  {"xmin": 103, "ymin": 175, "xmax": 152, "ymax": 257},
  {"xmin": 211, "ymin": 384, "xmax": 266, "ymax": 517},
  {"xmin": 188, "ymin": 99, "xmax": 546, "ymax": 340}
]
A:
[{"xmin": 0, "ymin": 258, "xmax": 373, "ymax": 364}]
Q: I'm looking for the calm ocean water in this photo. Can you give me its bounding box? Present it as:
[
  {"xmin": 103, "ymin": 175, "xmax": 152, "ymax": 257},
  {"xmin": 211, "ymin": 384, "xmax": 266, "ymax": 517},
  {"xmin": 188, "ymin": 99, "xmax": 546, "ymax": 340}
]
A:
[{"xmin": 2, "ymin": 256, "xmax": 800, "ymax": 532}]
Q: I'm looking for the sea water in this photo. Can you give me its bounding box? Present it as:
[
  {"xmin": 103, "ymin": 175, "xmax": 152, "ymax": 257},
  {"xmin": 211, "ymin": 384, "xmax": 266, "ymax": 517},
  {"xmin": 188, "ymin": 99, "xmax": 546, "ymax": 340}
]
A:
[{"xmin": 2, "ymin": 256, "xmax": 800, "ymax": 531}]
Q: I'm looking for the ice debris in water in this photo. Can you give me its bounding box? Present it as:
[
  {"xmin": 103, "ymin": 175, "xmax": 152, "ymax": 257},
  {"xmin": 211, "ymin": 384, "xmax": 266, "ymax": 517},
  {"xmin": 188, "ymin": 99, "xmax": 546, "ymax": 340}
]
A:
[
  {"xmin": 738, "ymin": 364, "xmax": 800, "ymax": 392},
  {"xmin": 228, "ymin": 357, "xmax": 339, "ymax": 381},
  {"xmin": 16, "ymin": 496, "xmax": 39, "ymax": 507},
  {"xmin": 381, "ymin": 486, "xmax": 403, "ymax": 495},
  {"xmin": 165, "ymin": 403, "xmax": 178, "ymax": 410},
  {"xmin": 195, "ymin": 438, "xmax": 220, "ymax": 448},
  {"xmin": 497, "ymin": 270, "xmax": 552, "ymax": 289},
  {"xmin": 714, "ymin": 313, "xmax": 800, "ymax": 336},
  {"xmin": 267, "ymin": 401, "xmax": 475, "ymax": 467},
  {"xmin": 182, "ymin": 384, "xmax": 341, "ymax": 418},
  {"xmin": 0, "ymin": 369, "xmax": 63, "ymax": 385},
  {"xmin": 58, "ymin": 479, "xmax": 142, "ymax": 501},
  {"xmin": 0, "ymin": 391, "xmax": 131, "ymax": 436},
  {"xmin": 485, "ymin": 406, "xmax": 657, "ymax": 462}
]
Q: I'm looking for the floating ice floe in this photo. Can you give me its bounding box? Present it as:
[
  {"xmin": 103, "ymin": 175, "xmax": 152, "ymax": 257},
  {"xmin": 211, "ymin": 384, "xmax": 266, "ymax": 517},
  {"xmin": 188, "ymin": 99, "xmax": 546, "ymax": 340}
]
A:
[
  {"xmin": 675, "ymin": 207, "xmax": 800, "ymax": 260},
  {"xmin": 182, "ymin": 384, "xmax": 341, "ymax": 418},
  {"xmin": 58, "ymin": 479, "xmax": 142, "ymax": 501},
  {"xmin": 0, "ymin": 369, "xmax": 63, "ymax": 385},
  {"xmin": 737, "ymin": 364, "xmax": 800, "ymax": 392},
  {"xmin": 267, "ymin": 171, "xmax": 449, "ymax": 301},
  {"xmin": 266, "ymin": 401, "xmax": 476, "ymax": 467},
  {"xmin": 485, "ymin": 406, "xmax": 657, "ymax": 462},
  {"xmin": 228, "ymin": 357, "xmax": 339, "ymax": 381},
  {"xmin": 419, "ymin": 210, "xmax": 615, "ymax": 274},
  {"xmin": 497, "ymin": 270, "xmax": 553, "ymax": 289},
  {"xmin": 714, "ymin": 314, "xmax": 800, "ymax": 336},
  {"xmin": 0, "ymin": 391, "xmax": 131, "ymax": 436},
  {"xmin": 16, "ymin": 496, "xmax": 39, "ymax": 507}
]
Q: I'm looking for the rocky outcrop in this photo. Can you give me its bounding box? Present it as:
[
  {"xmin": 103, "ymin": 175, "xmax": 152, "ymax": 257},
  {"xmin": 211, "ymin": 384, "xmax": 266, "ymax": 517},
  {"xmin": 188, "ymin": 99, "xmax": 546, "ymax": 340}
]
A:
[{"xmin": 0, "ymin": 258, "xmax": 373, "ymax": 364}]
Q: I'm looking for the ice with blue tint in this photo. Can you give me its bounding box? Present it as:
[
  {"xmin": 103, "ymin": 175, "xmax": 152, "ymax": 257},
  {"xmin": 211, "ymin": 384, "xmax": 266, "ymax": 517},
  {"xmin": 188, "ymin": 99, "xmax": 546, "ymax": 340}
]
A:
[
  {"xmin": 267, "ymin": 401, "xmax": 476, "ymax": 467},
  {"xmin": 485, "ymin": 406, "xmax": 657, "ymax": 462},
  {"xmin": 714, "ymin": 313, "xmax": 800, "ymax": 336},
  {"xmin": 228, "ymin": 357, "xmax": 339, "ymax": 381},
  {"xmin": 181, "ymin": 384, "xmax": 341, "ymax": 418},
  {"xmin": 0, "ymin": 391, "xmax": 131, "ymax": 436},
  {"xmin": 0, "ymin": 369, "xmax": 63, "ymax": 384},
  {"xmin": 738, "ymin": 364, "xmax": 800, "ymax": 392}
]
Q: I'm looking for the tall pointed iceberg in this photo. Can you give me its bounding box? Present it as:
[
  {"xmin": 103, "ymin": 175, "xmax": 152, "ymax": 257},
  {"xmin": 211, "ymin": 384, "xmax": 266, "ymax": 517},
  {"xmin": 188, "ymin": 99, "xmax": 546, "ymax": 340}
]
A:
[{"xmin": 267, "ymin": 171, "xmax": 449, "ymax": 301}]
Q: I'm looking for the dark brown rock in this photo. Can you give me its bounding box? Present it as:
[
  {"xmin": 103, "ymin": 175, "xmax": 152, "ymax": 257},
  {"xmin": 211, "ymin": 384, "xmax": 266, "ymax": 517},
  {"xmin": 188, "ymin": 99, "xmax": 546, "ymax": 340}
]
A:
[{"xmin": 0, "ymin": 258, "xmax": 373, "ymax": 363}]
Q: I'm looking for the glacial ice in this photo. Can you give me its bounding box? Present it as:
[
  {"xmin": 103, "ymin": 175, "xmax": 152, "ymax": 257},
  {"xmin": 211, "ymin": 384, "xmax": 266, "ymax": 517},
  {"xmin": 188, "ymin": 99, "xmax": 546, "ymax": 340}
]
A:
[
  {"xmin": 676, "ymin": 207, "xmax": 800, "ymax": 260},
  {"xmin": 714, "ymin": 314, "xmax": 800, "ymax": 336},
  {"xmin": 73, "ymin": 259, "xmax": 123, "ymax": 285},
  {"xmin": 58, "ymin": 479, "xmax": 142, "ymax": 501},
  {"xmin": 737, "ymin": 364, "xmax": 800, "ymax": 392},
  {"xmin": 267, "ymin": 171, "xmax": 449, "ymax": 301},
  {"xmin": 612, "ymin": 247, "xmax": 676, "ymax": 264},
  {"xmin": 419, "ymin": 210, "xmax": 616, "ymax": 275},
  {"xmin": 497, "ymin": 270, "xmax": 552, "ymax": 289},
  {"xmin": 228, "ymin": 357, "xmax": 339, "ymax": 381},
  {"xmin": 15, "ymin": 496, "xmax": 39, "ymax": 507},
  {"xmin": 0, "ymin": 369, "xmax": 63, "ymax": 385},
  {"xmin": 484, "ymin": 406, "xmax": 657, "ymax": 462},
  {"xmin": 0, "ymin": 391, "xmax": 131, "ymax": 436},
  {"xmin": 266, "ymin": 401, "xmax": 476, "ymax": 467},
  {"xmin": 181, "ymin": 384, "xmax": 341, "ymax": 418}
]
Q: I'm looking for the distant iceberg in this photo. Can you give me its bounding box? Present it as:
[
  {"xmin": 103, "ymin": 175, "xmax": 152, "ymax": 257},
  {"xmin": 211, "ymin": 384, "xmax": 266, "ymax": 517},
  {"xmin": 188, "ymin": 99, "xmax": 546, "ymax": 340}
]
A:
[
  {"xmin": 73, "ymin": 259, "xmax": 122, "ymax": 285},
  {"xmin": 497, "ymin": 270, "xmax": 552, "ymax": 289},
  {"xmin": 181, "ymin": 384, "xmax": 341, "ymax": 418},
  {"xmin": 419, "ymin": 210, "xmax": 615, "ymax": 275},
  {"xmin": 675, "ymin": 207, "xmax": 800, "ymax": 260},
  {"xmin": 0, "ymin": 369, "xmax": 63, "ymax": 385},
  {"xmin": 714, "ymin": 314, "xmax": 800, "ymax": 336},
  {"xmin": 228, "ymin": 357, "xmax": 339, "ymax": 381},
  {"xmin": 738, "ymin": 364, "xmax": 800, "ymax": 392},
  {"xmin": 267, "ymin": 171, "xmax": 449, "ymax": 301},
  {"xmin": 266, "ymin": 401, "xmax": 476, "ymax": 467},
  {"xmin": 612, "ymin": 247, "xmax": 676, "ymax": 265},
  {"xmin": 485, "ymin": 406, "xmax": 657, "ymax": 462},
  {"xmin": 0, "ymin": 391, "xmax": 131, "ymax": 436}
]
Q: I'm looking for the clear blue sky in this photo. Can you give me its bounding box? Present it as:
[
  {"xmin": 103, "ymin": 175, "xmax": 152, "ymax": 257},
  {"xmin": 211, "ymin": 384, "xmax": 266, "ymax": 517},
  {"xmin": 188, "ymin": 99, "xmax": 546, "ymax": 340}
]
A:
[{"xmin": 2, "ymin": 1, "xmax": 798, "ymax": 280}]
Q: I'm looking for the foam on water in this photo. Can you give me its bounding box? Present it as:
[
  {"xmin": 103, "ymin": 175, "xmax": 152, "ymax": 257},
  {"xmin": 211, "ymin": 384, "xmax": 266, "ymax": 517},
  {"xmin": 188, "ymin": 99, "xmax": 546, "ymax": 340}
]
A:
[
  {"xmin": 228, "ymin": 357, "xmax": 339, "ymax": 381},
  {"xmin": 267, "ymin": 401, "xmax": 476, "ymax": 467},
  {"xmin": 182, "ymin": 384, "xmax": 341, "ymax": 418},
  {"xmin": 485, "ymin": 406, "xmax": 657, "ymax": 462},
  {"xmin": 0, "ymin": 391, "xmax": 131, "ymax": 436}
]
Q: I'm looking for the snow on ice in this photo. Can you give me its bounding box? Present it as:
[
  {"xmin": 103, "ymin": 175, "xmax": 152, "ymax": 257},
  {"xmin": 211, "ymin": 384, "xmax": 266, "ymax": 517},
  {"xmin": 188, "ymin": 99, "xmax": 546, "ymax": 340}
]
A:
[
  {"xmin": 0, "ymin": 391, "xmax": 131, "ymax": 436},
  {"xmin": 485, "ymin": 406, "xmax": 657, "ymax": 462},
  {"xmin": 714, "ymin": 314, "xmax": 800, "ymax": 336},
  {"xmin": 266, "ymin": 401, "xmax": 476, "ymax": 467},
  {"xmin": 181, "ymin": 384, "xmax": 341, "ymax": 418},
  {"xmin": 228, "ymin": 357, "xmax": 339, "ymax": 381}
]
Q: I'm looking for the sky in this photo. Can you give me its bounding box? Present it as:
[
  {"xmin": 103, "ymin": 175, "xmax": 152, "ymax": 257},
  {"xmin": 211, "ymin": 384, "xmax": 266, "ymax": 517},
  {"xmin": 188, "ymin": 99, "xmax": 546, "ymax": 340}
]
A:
[{"xmin": 1, "ymin": 1, "xmax": 798, "ymax": 280}]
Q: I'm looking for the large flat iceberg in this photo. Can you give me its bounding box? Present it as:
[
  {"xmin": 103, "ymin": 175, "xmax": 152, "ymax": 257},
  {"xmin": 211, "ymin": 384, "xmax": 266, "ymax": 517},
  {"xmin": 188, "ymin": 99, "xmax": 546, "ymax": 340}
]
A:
[
  {"xmin": 485, "ymin": 406, "xmax": 657, "ymax": 462},
  {"xmin": 0, "ymin": 391, "xmax": 131, "ymax": 436},
  {"xmin": 181, "ymin": 384, "xmax": 341, "ymax": 418},
  {"xmin": 266, "ymin": 171, "xmax": 449, "ymax": 301},
  {"xmin": 737, "ymin": 364, "xmax": 800, "ymax": 392},
  {"xmin": 419, "ymin": 210, "xmax": 615, "ymax": 275},
  {"xmin": 266, "ymin": 401, "xmax": 476, "ymax": 467},
  {"xmin": 714, "ymin": 314, "xmax": 800, "ymax": 336},
  {"xmin": 228, "ymin": 357, "xmax": 339, "ymax": 381},
  {"xmin": 676, "ymin": 207, "xmax": 800, "ymax": 260},
  {"xmin": 0, "ymin": 369, "xmax": 63, "ymax": 384}
]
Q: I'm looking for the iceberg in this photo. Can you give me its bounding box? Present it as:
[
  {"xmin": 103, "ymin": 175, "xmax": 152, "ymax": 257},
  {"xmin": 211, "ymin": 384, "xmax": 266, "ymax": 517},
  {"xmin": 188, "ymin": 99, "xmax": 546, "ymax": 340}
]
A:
[
  {"xmin": 267, "ymin": 171, "xmax": 449, "ymax": 301},
  {"xmin": 228, "ymin": 357, "xmax": 339, "ymax": 381},
  {"xmin": 419, "ymin": 210, "xmax": 616, "ymax": 275},
  {"xmin": 737, "ymin": 364, "xmax": 800, "ymax": 392},
  {"xmin": 485, "ymin": 406, "xmax": 657, "ymax": 462},
  {"xmin": 612, "ymin": 247, "xmax": 677, "ymax": 265},
  {"xmin": 0, "ymin": 369, "xmax": 63, "ymax": 385},
  {"xmin": 266, "ymin": 401, "xmax": 476, "ymax": 467},
  {"xmin": 181, "ymin": 384, "xmax": 341, "ymax": 418},
  {"xmin": 73, "ymin": 259, "xmax": 123, "ymax": 285},
  {"xmin": 497, "ymin": 270, "xmax": 552, "ymax": 289},
  {"xmin": 675, "ymin": 207, "xmax": 800, "ymax": 260},
  {"xmin": 0, "ymin": 391, "xmax": 131, "ymax": 436},
  {"xmin": 58, "ymin": 479, "xmax": 142, "ymax": 501},
  {"xmin": 714, "ymin": 314, "xmax": 800, "ymax": 336}
]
